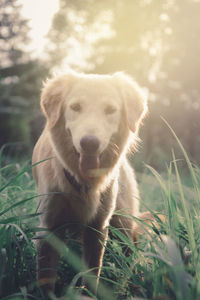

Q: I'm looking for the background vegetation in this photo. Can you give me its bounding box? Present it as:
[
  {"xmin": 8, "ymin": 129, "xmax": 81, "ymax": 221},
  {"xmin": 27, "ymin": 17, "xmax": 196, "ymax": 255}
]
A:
[
  {"xmin": 0, "ymin": 0, "xmax": 200, "ymax": 299},
  {"xmin": 1, "ymin": 0, "xmax": 200, "ymax": 169}
]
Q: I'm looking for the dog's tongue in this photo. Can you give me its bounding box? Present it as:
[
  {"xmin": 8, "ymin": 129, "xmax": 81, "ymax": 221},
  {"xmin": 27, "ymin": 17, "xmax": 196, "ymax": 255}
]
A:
[{"xmin": 79, "ymin": 154, "xmax": 99, "ymax": 180}]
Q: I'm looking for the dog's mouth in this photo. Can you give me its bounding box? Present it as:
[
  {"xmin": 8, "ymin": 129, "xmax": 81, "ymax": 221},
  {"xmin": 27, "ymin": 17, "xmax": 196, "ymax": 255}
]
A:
[
  {"xmin": 73, "ymin": 146, "xmax": 112, "ymax": 181},
  {"xmin": 79, "ymin": 153, "xmax": 100, "ymax": 181},
  {"xmin": 73, "ymin": 147, "xmax": 100, "ymax": 180}
]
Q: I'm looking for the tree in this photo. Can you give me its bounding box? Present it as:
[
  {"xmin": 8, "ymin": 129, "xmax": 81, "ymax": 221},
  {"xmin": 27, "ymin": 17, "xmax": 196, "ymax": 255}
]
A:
[
  {"xmin": 46, "ymin": 0, "xmax": 115, "ymax": 70},
  {"xmin": 0, "ymin": 0, "xmax": 30, "ymax": 66},
  {"xmin": 0, "ymin": 0, "xmax": 48, "ymax": 152}
]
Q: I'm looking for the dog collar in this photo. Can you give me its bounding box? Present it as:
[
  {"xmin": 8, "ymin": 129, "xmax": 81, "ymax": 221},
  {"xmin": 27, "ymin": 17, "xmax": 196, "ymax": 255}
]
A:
[{"xmin": 63, "ymin": 168, "xmax": 89, "ymax": 194}]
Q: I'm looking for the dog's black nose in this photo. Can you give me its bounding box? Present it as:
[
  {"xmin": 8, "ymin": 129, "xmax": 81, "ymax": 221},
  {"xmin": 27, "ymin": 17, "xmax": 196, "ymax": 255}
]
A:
[{"xmin": 80, "ymin": 135, "xmax": 100, "ymax": 154}]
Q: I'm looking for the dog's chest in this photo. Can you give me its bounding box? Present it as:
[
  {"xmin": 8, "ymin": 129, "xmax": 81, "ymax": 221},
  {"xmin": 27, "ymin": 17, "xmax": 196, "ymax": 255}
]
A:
[
  {"xmin": 72, "ymin": 188, "xmax": 101, "ymax": 224},
  {"xmin": 61, "ymin": 169, "xmax": 99, "ymax": 222}
]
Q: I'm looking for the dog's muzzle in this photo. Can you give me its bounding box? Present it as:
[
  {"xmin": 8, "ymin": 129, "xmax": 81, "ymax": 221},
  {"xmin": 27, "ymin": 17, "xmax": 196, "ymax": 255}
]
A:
[{"xmin": 79, "ymin": 135, "xmax": 100, "ymax": 181}]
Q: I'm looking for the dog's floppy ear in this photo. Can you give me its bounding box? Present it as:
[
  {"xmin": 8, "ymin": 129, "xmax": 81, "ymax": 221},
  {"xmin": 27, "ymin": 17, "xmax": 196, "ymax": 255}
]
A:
[
  {"xmin": 41, "ymin": 73, "xmax": 75, "ymax": 128},
  {"xmin": 114, "ymin": 73, "xmax": 148, "ymax": 133}
]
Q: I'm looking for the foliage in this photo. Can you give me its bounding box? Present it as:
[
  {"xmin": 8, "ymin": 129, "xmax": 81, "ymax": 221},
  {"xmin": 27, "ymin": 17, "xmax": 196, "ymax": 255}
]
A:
[
  {"xmin": 1, "ymin": 0, "xmax": 200, "ymax": 170},
  {"xmin": 46, "ymin": 0, "xmax": 200, "ymax": 169},
  {"xmin": 0, "ymin": 0, "xmax": 30, "ymax": 66},
  {"xmin": 0, "ymin": 134, "xmax": 200, "ymax": 299},
  {"xmin": 0, "ymin": 1, "xmax": 199, "ymax": 298},
  {"xmin": 0, "ymin": 0, "xmax": 47, "ymax": 151},
  {"xmin": 0, "ymin": 157, "xmax": 38, "ymax": 298}
]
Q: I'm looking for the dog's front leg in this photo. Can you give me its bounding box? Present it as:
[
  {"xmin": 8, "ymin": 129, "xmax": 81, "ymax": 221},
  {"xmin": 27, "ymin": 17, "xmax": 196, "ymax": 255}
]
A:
[
  {"xmin": 36, "ymin": 228, "xmax": 65, "ymax": 297},
  {"xmin": 83, "ymin": 223, "xmax": 108, "ymax": 295}
]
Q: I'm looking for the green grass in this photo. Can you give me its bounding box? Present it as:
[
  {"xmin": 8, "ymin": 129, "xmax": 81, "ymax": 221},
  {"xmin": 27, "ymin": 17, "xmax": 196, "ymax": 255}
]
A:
[{"xmin": 0, "ymin": 135, "xmax": 200, "ymax": 299}]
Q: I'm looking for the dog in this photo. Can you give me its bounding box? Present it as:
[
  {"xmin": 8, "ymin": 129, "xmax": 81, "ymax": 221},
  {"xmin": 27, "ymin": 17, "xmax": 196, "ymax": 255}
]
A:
[{"xmin": 32, "ymin": 70, "xmax": 148, "ymax": 297}]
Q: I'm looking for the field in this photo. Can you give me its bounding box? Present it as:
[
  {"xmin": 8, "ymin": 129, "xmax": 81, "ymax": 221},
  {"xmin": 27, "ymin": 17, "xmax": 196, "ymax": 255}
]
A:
[
  {"xmin": 1, "ymin": 0, "xmax": 200, "ymax": 299},
  {"xmin": 0, "ymin": 135, "xmax": 200, "ymax": 300}
]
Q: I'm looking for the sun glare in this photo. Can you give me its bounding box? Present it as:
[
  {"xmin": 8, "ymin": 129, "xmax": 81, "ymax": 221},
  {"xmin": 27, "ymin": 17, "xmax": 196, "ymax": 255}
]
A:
[{"xmin": 19, "ymin": 0, "xmax": 59, "ymax": 57}]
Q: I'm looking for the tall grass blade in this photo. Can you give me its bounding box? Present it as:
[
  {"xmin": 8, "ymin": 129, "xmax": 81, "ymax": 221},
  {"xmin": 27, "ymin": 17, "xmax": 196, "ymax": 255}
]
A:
[{"xmin": 162, "ymin": 117, "xmax": 200, "ymax": 203}]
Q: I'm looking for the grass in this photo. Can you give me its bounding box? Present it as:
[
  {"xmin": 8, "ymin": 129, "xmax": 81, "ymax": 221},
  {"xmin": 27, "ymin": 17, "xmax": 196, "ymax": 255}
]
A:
[{"xmin": 0, "ymin": 135, "xmax": 200, "ymax": 299}]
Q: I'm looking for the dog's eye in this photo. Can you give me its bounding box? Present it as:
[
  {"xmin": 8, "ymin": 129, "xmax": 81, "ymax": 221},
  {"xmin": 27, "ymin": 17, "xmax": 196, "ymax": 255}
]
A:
[
  {"xmin": 70, "ymin": 103, "xmax": 81, "ymax": 112},
  {"xmin": 104, "ymin": 105, "xmax": 116, "ymax": 115}
]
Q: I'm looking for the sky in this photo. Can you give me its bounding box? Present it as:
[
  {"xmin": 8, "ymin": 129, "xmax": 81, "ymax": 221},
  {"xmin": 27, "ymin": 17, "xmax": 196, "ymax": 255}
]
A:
[{"xmin": 19, "ymin": 0, "xmax": 59, "ymax": 57}]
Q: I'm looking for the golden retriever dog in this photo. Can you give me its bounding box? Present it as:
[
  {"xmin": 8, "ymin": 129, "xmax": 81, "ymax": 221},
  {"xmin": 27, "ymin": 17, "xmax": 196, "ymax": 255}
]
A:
[{"xmin": 32, "ymin": 70, "xmax": 148, "ymax": 297}]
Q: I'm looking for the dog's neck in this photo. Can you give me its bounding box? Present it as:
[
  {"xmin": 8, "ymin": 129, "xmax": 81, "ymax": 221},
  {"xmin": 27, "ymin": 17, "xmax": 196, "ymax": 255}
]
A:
[{"xmin": 63, "ymin": 168, "xmax": 89, "ymax": 194}]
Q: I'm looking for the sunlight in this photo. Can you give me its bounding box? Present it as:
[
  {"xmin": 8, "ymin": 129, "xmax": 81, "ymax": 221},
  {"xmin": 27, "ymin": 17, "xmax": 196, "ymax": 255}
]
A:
[
  {"xmin": 19, "ymin": 0, "xmax": 59, "ymax": 57},
  {"xmin": 62, "ymin": 10, "xmax": 115, "ymax": 72}
]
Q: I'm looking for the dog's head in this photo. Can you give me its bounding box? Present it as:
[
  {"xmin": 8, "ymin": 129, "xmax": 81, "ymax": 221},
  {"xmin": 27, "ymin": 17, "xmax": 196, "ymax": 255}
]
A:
[{"xmin": 41, "ymin": 71, "xmax": 147, "ymax": 181}]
